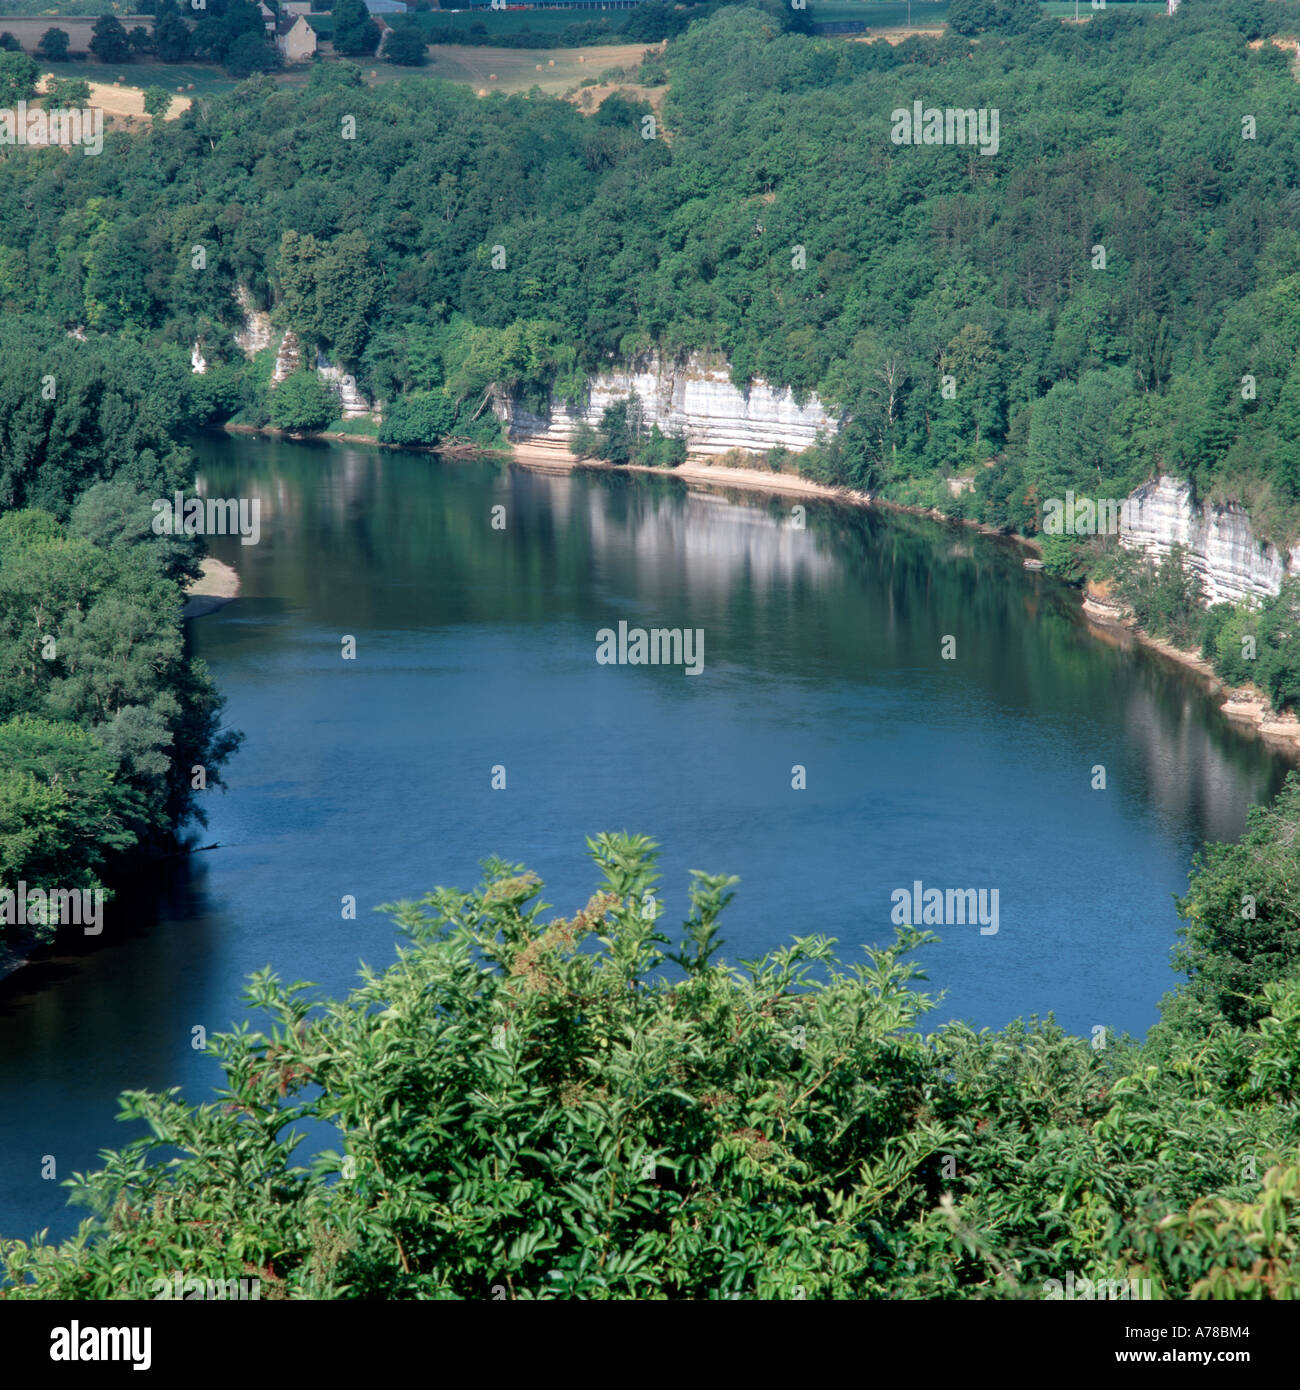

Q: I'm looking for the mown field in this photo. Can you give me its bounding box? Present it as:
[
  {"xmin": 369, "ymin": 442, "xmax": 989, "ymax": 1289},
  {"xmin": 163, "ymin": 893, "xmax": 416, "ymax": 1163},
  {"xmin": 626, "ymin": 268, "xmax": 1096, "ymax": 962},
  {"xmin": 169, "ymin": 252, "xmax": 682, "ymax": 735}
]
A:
[
  {"xmin": 411, "ymin": 8, "xmax": 622, "ymax": 38},
  {"xmin": 0, "ymin": 0, "xmax": 121, "ymax": 15},
  {"xmin": 808, "ymin": 1, "xmax": 949, "ymax": 24},
  {"xmin": 38, "ymin": 57, "xmax": 243, "ymax": 98},
  {"xmin": 1039, "ymin": 1, "xmax": 1165, "ymax": 13},
  {"xmin": 34, "ymin": 68, "xmax": 193, "ymax": 116}
]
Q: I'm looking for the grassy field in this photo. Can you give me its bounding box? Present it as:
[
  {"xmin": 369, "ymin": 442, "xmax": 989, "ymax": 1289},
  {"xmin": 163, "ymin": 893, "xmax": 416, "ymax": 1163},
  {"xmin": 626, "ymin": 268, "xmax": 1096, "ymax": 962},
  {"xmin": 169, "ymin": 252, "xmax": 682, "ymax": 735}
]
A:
[
  {"xmin": 810, "ymin": 0, "xmax": 1161, "ymax": 24},
  {"xmin": 34, "ymin": 68, "xmax": 192, "ymax": 117},
  {"xmin": 29, "ymin": 42, "xmax": 656, "ymax": 102},
  {"xmin": 409, "ymin": 41, "xmax": 653, "ymax": 94},
  {"xmin": 416, "ymin": 9, "xmax": 620, "ymax": 37},
  {"xmin": 39, "ymin": 58, "xmax": 243, "ymax": 98},
  {"xmin": 0, "ymin": 0, "xmax": 122, "ymax": 15}
]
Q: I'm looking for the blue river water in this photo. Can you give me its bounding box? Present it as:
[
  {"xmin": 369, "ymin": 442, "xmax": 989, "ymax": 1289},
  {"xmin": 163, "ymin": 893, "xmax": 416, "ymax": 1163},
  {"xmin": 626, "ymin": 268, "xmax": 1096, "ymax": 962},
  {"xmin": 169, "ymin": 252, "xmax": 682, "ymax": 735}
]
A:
[{"xmin": 0, "ymin": 433, "xmax": 1289, "ymax": 1242}]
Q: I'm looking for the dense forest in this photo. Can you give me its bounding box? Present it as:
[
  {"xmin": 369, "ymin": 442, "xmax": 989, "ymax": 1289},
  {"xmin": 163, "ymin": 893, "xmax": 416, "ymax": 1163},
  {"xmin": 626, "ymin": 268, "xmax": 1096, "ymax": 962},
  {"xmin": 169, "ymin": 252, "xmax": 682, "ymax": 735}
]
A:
[
  {"xmin": 0, "ymin": 3, "xmax": 1298, "ymax": 528},
  {"xmin": 0, "ymin": 319, "xmax": 238, "ymax": 947},
  {"xmin": 3, "ymin": 6, "xmax": 1300, "ymax": 887},
  {"xmin": 8, "ymin": 1, "xmax": 1300, "ymax": 713}
]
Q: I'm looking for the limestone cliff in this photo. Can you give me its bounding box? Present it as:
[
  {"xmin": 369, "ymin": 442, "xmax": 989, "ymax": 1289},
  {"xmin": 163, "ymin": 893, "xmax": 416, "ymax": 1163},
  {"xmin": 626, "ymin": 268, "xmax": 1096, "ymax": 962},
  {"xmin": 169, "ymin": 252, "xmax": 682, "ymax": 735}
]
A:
[
  {"xmin": 497, "ymin": 355, "xmax": 839, "ymax": 457},
  {"xmin": 233, "ymin": 285, "xmax": 379, "ymax": 421},
  {"xmin": 1119, "ymin": 477, "xmax": 1300, "ymax": 605},
  {"xmin": 233, "ymin": 286, "xmax": 275, "ymax": 357},
  {"xmin": 316, "ymin": 355, "xmax": 373, "ymax": 421},
  {"xmin": 271, "ymin": 330, "xmax": 301, "ymax": 385}
]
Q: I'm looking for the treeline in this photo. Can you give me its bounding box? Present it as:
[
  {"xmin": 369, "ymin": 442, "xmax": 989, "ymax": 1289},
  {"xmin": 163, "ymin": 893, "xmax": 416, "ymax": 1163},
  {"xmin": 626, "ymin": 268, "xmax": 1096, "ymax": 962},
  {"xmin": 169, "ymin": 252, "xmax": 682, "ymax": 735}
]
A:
[
  {"xmin": 14, "ymin": 0, "xmax": 802, "ymax": 79},
  {"xmin": 570, "ymin": 395, "xmax": 689, "ymax": 467},
  {"xmin": 2, "ymin": 805, "xmax": 1298, "ymax": 1296},
  {"xmin": 0, "ymin": 319, "xmax": 239, "ymax": 946},
  {"xmin": 401, "ymin": 0, "xmax": 809, "ymax": 50}
]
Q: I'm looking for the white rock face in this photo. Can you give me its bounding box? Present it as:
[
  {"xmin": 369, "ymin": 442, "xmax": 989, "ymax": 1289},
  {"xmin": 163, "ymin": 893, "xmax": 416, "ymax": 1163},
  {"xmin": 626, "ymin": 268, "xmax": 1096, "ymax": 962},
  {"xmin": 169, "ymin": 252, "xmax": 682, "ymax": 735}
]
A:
[
  {"xmin": 272, "ymin": 330, "xmax": 302, "ymax": 384},
  {"xmin": 316, "ymin": 357, "xmax": 374, "ymax": 421},
  {"xmin": 233, "ymin": 287, "xmax": 380, "ymax": 421},
  {"xmin": 234, "ymin": 286, "xmax": 275, "ymax": 356},
  {"xmin": 1119, "ymin": 476, "xmax": 1300, "ymax": 605},
  {"xmin": 498, "ymin": 354, "xmax": 839, "ymax": 457}
]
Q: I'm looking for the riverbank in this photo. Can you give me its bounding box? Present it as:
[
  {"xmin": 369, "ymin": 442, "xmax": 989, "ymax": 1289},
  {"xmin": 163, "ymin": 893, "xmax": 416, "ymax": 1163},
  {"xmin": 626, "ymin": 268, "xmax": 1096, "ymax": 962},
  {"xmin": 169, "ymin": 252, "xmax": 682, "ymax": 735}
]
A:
[
  {"xmin": 220, "ymin": 423, "xmax": 1294, "ymax": 755},
  {"xmin": 1082, "ymin": 589, "xmax": 1300, "ymax": 756},
  {"xmin": 222, "ymin": 423, "xmax": 1028, "ymax": 546},
  {"xmin": 517, "ymin": 437, "xmax": 1300, "ymax": 758},
  {"xmin": 182, "ymin": 557, "xmax": 241, "ymax": 619},
  {"xmin": 2, "ymin": 556, "xmax": 243, "ymax": 982},
  {"xmin": 509, "ymin": 439, "xmax": 1045, "ymax": 554}
]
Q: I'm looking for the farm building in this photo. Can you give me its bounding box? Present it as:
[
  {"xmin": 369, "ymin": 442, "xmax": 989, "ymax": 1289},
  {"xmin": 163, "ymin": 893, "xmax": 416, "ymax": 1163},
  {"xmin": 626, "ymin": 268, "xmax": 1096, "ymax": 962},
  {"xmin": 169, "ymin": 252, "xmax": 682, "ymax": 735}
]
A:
[{"xmin": 276, "ymin": 13, "xmax": 318, "ymax": 61}]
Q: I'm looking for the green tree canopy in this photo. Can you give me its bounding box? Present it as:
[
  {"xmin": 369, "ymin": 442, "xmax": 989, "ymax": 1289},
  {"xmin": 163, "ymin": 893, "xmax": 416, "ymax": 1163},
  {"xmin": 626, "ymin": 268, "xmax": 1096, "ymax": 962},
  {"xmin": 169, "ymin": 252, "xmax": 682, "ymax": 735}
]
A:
[
  {"xmin": 37, "ymin": 27, "xmax": 71, "ymax": 62},
  {"xmin": 89, "ymin": 15, "xmax": 131, "ymax": 65}
]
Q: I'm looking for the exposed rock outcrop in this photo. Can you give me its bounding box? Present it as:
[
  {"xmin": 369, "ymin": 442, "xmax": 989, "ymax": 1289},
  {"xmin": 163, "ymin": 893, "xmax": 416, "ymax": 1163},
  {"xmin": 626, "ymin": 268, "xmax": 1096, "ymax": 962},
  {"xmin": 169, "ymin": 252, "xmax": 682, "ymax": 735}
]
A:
[
  {"xmin": 233, "ymin": 286, "xmax": 275, "ymax": 356},
  {"xmin": 233, "ymin": 286, "xmax": 379, "ymax": 420},
  {"xmin": 272, "ymin": 330, "xmax": 301, "ymax": 385},
  {"xmin": 497, "ymin": 354, "xmax": 839, "ymax": 457},
  {"xmin": 1118, "ymin": 477, "xmax": 1300, "ymax": 605},
  {"xmin": 316, "ymin": 354, "xmax": 374, "ymax": 420}
]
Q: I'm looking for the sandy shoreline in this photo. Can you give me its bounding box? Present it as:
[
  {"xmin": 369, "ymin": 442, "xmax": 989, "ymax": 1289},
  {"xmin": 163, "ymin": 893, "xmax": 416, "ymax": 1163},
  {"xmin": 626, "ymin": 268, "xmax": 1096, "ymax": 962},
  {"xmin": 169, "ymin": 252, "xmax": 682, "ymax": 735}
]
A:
[
  {"xmin": 182, "ymin": 557, "xmax": 241, "ymax": 619},
  {"xmin": 510, "ymin": 439, "xmax": 866, "ymax": 501}
]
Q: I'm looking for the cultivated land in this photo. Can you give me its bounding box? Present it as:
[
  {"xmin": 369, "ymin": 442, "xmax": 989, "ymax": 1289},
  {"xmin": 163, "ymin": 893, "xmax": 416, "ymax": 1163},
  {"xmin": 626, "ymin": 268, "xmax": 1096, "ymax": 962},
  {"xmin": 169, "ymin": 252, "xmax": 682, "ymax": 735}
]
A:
[
  {"xmin": 0, "ymin": 16, "xmax": 154, "ymax": 50},
  {"xmin": 38, "ymin": 58, "xmax": 238, "ymax": 99},
  {"xmin": 808, "ymin": 0, "xmax": 950, "ymax": 24},
  {"xmin": 1040, "ymin": 1, "xmax": 1165, "ymax": 13},
  {"xmin": 29, "ymin": 43, "xmax": 656, "ymax": 104},
  {"xmin": 409, "ymin": 8, "xmax": 630, "ymax": 39},
  {"xmin": 35, "ymin": 70, "xmax": 192, "ymax": 120}
]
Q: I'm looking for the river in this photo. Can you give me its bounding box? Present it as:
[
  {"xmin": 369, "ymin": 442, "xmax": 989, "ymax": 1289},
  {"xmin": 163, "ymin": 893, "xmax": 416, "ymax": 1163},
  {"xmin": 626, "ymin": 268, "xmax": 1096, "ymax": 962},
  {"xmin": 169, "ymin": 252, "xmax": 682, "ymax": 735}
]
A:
[{"xmin": 0, "ymin": 432, "xmax": 1290, "ymax": 1242}]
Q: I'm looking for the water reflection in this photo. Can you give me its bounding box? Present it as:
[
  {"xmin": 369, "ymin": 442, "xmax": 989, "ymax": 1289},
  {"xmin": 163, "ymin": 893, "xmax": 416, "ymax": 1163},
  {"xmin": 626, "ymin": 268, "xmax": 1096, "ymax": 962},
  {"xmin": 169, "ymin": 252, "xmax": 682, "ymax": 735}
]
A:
[{"xmin": 0, "ymin": 437, "xmax": 1290, "ymax": 1243}]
